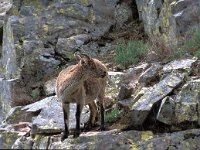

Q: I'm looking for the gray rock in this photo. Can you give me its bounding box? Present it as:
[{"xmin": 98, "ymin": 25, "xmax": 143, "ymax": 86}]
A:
[
  {"xmin": 117, "ymin": 84, "xmax": 134, "ymax": 100},
  {"xmin": 0, "ymin": 0, "xmax": 119, "ymax": 106},
  {"xmin": 81, "ymin": 42, "xmax": 99, "ymax": 57},
  {"xmin": 135, "ymin": 0, "xmax": 200, "ymax": 47},
  {"xmin": 31, "ymin": 96, "xmax": 64, "ymax": 135},
  {"xmin": 5, "ymin": 106, "xmax": 30, "ymax": 124},
  {"xmin": 11, "ymin": 136, "xmax": 33, "ymax": 149},
  {"xmin": 174, "ymin": 78, "xmax": 200, "ymax": 124},
  {"xmin": 176, "ymin": 78, "xmax": 200, "ymax": 103},
  {"xmin": 43, "ymin": 78, "xmax": 56, "ymax": 96},
  {"xmin": 32, "ymin": 135, "xmax": 51, "ymax": 149},
  {"xmin": 5, "ymin": 96, "xmax": 53, "ymax": 124},
  {"xmin": 108, "ymin": 71, "xmax": 124, "ymax": 87},
  {"xmin": 139, "ymin": 63, "xmax": 162, "ymax": 85},
  {"xmin": 121, "ymin": 63, "xmax": 149, "ymax": 85},
  {"xmin": 48, "ymin": 129, "xmax": 200, "ymax": 150},
  {"xmin": 5, "ymin": 96, "xmax": 90, "ymax": 136},
  {"xmin": 130, "ymin": 71, "xmax": 186, "ymax": 126},
  {"xmin": 157, "ymin": 96, "xmax": 175, "ymax": 125},
  {"xmin": 99, "ymin": 43, "xmax": 117, "ymax": 56},
  {"xmin": 175, "ymin": 102, "xmax": 198, "ymax": 124},
  {"xmin": 114, "ymin": 2, "xmax": 133, "ymax": 28},
  {"xmin": 30, "ymin": 96, "xmax": 90, "ymax": 136},
  {"xmin": 162, "ymin": 58, "xmax": 198, "ymax": 74},
  {"xmin": 0, "ymin": 130, "xmax": 21, "ymax": 149},
  {"xmin": 0, "ymin": 0, "xmax": 12, "ymax": 27},
  {"xmin": 56, "ymin": 34, "xmax": 91, "ymax": 59},
  {"xmin": 0, "ymin": 78, "xmax": 24, "ymax": 123}
]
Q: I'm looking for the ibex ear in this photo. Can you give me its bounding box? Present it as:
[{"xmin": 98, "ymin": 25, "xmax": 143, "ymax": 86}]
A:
[
  {"xmin": 80, "ymin": 57, "xmax": 88, "ymax": 65},
  {"xmin": 81, "ymin": 53, "xmax": 92, "ymax": 61},
  {"xmin": 74, "ymin": 52, "xmax": 82, "ymax": 61}
]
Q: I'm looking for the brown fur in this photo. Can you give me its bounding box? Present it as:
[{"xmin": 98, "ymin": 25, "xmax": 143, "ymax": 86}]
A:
[{"xmin": 56, "ymin": 54, "xmax": 107, "ymax": 141}]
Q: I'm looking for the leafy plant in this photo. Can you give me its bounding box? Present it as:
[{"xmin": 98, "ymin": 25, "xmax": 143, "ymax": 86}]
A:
[
  {"xmin": 104, "ymin": 107, "xmax": 123, "ymax": 123},
  {"xmin": 31, "ymin": 88, "xmax": 40, "ymax": 98},
  {"xmin": 114, "ymin": 40, "xmax": 149, "ymax": 67}
]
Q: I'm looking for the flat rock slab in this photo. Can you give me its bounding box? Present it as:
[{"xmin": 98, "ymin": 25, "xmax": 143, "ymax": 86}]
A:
[
  {"xmin": 31, "ymin": 96, "xmax": 90, "ymax": 135},
  {"xmin": 5, "ymin": 96, "xmax": 90, "ymax": 135},
  {"xmin": 130, "ymin": 72, "xmax": 186, "ymax": 126},
  {"xmin": 139, "ymin": 62, "xmax": 162, "ymax": 84},
  {"xmin": 162, "ymin": 58, "xmax": 197, "ymax": 73}
]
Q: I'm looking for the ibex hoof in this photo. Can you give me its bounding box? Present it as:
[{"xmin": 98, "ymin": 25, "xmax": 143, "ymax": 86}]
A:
[
  {"xmin": 84, "ymin": 122, "xmax": 94, "ymax": 130},
  {"xmin": 73, "ymin": 131, "xmax": 80, "ymax": 138},
  {"xmin": 100, "ymin": 126, "xmax": 106, "ymax": 131},
  {"xmin": 61, "ymin": 133, "xmax": 69, "ymax": 141}
]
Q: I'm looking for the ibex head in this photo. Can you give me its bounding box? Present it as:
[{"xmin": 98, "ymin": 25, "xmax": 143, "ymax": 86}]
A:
[{"xmin": 74, "ymin": 52, "xmax": 107, "ymax": 78}]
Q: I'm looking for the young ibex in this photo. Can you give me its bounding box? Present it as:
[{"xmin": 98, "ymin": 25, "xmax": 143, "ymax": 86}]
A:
[{"xmin": 56, "ymin": 53, "xmax": 107, "ymax": 141}]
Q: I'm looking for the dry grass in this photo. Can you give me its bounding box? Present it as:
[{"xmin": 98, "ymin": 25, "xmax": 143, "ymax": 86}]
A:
[{"xmin": 147, "ymin": 37, "xmax": 172, "ymax": 62}]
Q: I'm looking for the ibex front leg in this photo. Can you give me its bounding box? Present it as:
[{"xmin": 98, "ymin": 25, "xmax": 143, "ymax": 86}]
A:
[
  {"xmin": 61, "ymin": 102, "xmax": 70, "ymax": 141},
  {"xmin": 98, "ymin": 94, "xmax": 105, "ymax": 131},
  {"xmin": 100, "ymin": 103, "xmax": 105, "ymax": 130},
  {"xmin": 74, "ymin": 103, "xmax": 83, "ymax": 138}
]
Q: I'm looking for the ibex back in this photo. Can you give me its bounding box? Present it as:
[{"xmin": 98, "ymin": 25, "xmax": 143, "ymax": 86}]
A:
[{"xmin": 56, "ymin": 53, "xmax": 107, "ymax": 141}]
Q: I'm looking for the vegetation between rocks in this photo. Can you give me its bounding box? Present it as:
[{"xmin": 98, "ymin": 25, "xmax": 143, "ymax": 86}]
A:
[
  {"xmin": 104, "ymin": 106, "xmax": 123, "ymax": 123},
  {"xmin": 114, "ymin": 30, "xmax": 200, "ymax": 67},
  {"xmin": 114, "ymin": 40, "xmax": 150, "ymax": 67}
]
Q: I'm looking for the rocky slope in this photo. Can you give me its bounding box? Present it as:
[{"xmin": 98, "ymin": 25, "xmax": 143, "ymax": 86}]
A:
[
  {"xmin": 1, "ymin": 58, "xmax": 200, "ymax": 149},
  {"xmin": 0, "ymin": 0, "xmax": 200, "ymax": 149}
]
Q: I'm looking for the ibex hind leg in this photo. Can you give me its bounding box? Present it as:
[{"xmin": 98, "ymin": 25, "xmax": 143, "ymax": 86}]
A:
[
  {"xmin": 61, "ymin": 103, "xmax": 70, "ymax": 141},
  {"xmin": 84, "ymin": 101, "xmax": 98, "ymax": 130},
  {"xmin": 98, "ymin": 94, "xmax": 105, "ymax": 131}
]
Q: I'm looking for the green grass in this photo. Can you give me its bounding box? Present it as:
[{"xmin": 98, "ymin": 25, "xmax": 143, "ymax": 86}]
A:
[
  {"xmin": 167, "ymin": 48, "xmax": 187, "ymax": 61},
  {"xmin": 104, "ymin": 107, "xmax": 123, "ymax": 123},
  {"xmin": 167, "ymin": 30, "xmax": 200, "ymax": 61},
  {"xmin": 184, "ymin": 30, "xmax": 200, "ymax": 58},
  {"xmin": 114, "ymin": 40, "xmax": 150, "ymax": 67}
]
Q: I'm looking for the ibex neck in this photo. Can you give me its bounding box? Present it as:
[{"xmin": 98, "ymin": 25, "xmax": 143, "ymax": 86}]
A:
[{"xmin": 61, "ymin": 65, "xmax": 87, "ymax": 95}]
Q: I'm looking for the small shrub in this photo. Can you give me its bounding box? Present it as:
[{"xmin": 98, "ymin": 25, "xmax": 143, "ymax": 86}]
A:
[
  {"xmin": 150, "ymin": 37, "xmax": 172, "ymax": 61},
  {"xmin": 186, "ymin": 31, "xmax": 200, "ymax": 58},
  {"xmin": 31, "ymin": 88, "xmax": 40, "ymax": 98},
  {"xmin": 166, "ymin": 30, "xmax": 200, "ymax": 61},
  {"xmin": 167, "ymin": 48, "xmax": 187, "ymax": 62},
  {"xmin": 194, "ymin": 49, "xmax": 200, "ymax": 58},
  {"xmin": 104, "ymin": 107, "xmax": 123, "ymax": 123},
  {"xmin": 114, "ymin": 40, "xmax": 149, "ymax": 67}
]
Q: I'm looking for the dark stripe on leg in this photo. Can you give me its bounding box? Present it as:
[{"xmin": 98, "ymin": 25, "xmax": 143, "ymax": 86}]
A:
[
  {"xmin": 75, "ymin": 104, "xmax": 81, "ymax": 137},
  {"xmin": 100, "ymin": 103, "xmax": 105, "ymax": 130}
]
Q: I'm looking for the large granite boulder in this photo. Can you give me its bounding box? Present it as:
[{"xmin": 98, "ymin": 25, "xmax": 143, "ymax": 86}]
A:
[
  {"xmin": 119, "ymin": 58, "xmax": 199, "ymax": 128},
  {"xmin": 175, "ymin": 78, "xmax": 200, "ymax": 124},
  {"xmin": 130, "ymin": 71, "xmax": 185, "ymax": 126},
  {"xmin": 135, "ymin": 0, "xmax": 200, "ymax": 47},
  {"xmin": 157, "ymin": 77, "xmax": 200, "ymax": 125}
]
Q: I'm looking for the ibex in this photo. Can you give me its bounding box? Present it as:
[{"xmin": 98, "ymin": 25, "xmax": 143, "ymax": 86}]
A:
[{"xmin": 56, "ymin": 53, "xmax": 107, "ymax": 141}]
